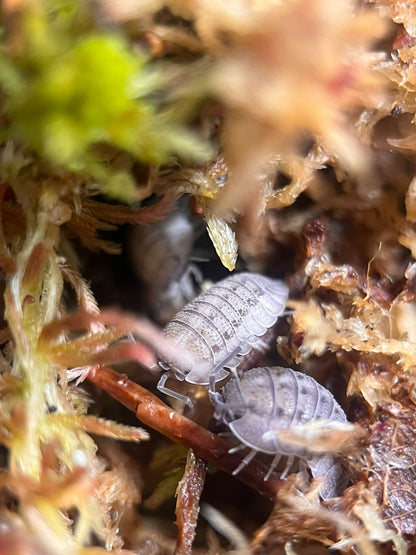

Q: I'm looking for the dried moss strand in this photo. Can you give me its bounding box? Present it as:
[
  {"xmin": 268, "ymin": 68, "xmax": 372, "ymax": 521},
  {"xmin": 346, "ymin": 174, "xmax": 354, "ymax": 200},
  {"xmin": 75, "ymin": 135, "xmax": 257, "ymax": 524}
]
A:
[{"xmin": 174, "ymin": 449, "xmax": 207, "ymax": 555}]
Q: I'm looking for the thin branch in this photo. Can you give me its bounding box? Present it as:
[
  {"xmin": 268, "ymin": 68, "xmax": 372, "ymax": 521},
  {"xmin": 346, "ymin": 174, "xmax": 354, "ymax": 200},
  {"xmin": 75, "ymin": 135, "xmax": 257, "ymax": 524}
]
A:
[{"xmin": 87, "ymin": 365, "xmax": 283, "ymax": 501}]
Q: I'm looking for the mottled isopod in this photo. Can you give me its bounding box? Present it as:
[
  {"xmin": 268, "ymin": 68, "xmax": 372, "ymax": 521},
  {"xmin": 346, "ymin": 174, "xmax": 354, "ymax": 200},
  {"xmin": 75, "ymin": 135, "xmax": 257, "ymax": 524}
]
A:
[
  {"xmin": 211, "ymin": 366, "xmax": 347, "ymax": 499},
  {"xmin": 157, "ymin": 272, "xmax": 289, "ymax": 406}
]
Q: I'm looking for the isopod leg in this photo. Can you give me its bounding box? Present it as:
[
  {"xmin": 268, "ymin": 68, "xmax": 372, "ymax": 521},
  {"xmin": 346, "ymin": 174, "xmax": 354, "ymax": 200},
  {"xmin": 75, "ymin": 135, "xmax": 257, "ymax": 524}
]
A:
[
  {"xmin": 184, "ymin": 263, "xmax": 203, "ymax": 286},
  {"xmin": 264, "ymin": 453, "xmax": 282, "ymax": 482},
  {"xmin": 229, "ymin": 367, "xmax": 239, "ymax": 379},
  {"xmin": 231, "ymin": 448, "xmax": 258, "ymax": 476},
  {"xmin": 208, "ymin": 372, "xmax": 220, "ymax": 407},
  {"xmin": 208, "ymin": 371, "xmax": 216, "ymax": 395},
  {"xmin": 280, "ymin": 455, "xmax": 295, "ymax": 479},
  {"xmin": 208, "ymin": 371, "xmax": 229, "ymax": 417},
  {"xmin": 217, "ymin": 431, "xmax": 234, "ymax": 438},
  {"xmin": 228, "ymin": 444, "xmax": 247, "ymax": 454},
  {"xmin": 157, "ymin": 373, "xmax": 193, "ymax": 408},
  {"xmin": 210, "ymin": 390, "xmax": 228, "ymax": 419}
]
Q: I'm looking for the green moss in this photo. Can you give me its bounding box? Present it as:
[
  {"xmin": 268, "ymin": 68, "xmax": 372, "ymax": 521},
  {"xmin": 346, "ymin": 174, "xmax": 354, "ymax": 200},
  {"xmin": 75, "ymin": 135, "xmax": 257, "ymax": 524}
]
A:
[{"xmin": 0, "ymin": 1, "xmax": 210, "ymax": 200}]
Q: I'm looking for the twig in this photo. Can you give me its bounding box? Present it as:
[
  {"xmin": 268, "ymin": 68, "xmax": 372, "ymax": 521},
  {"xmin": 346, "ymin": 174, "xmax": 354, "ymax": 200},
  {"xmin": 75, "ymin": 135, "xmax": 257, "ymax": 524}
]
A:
[{"xmin": 87, "ymin": 365, "xmax": 283, "ymax": 500}]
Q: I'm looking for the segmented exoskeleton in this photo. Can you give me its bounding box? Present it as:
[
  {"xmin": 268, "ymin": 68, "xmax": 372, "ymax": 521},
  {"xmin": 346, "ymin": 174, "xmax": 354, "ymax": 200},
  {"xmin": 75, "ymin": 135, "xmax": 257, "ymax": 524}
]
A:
[
  {"xmin": 129, "ymin": 201, "xmax": 202, "ymax": 324},
  {"xmin": 211, "ymin": 366, "xmax": 347, "ymax": 499},
  {"xmin": 157, "ymin": 273, "xmax": 289, "ymax": 407}
]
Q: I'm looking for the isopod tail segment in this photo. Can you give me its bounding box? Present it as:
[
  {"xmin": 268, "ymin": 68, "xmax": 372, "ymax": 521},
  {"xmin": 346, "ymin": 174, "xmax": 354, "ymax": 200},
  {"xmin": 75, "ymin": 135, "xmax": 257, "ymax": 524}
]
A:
[{"xmin": 212, "ymin": 366, "xmax": 348, "ymax": 499}]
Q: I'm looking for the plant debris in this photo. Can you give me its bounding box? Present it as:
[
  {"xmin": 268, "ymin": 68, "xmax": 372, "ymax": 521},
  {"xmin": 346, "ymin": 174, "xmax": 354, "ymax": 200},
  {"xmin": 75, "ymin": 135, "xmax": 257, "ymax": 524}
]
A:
[{"xmin": 3, "ymin": 0, "xmax": 416, "ymax": 552}]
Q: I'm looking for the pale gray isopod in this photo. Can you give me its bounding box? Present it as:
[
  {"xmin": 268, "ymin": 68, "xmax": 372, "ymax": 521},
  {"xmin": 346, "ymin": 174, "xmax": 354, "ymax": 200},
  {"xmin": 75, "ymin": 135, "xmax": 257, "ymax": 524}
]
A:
[
  {"xmin": 212, "ymin": 366, "xmax": 347, "ymax": 499},
  {"xmin": 157, "ymin": 272, "xmax": 289, "ymax": 406},
  {"xmin": 129, "ymin": 202, "xmax": 202, "ymax": 324}
]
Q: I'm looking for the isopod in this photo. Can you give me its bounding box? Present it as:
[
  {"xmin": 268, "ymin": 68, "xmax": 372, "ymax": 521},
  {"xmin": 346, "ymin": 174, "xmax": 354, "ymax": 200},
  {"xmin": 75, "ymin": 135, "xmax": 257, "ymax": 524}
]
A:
[
  {"xmin": 129, "ymin": 200, "xmax": 202, "ymax": 324},
  {"xmin": 157, "ymin": 272, "xmax": 289, "ymax": 406},
  {"xmin": 211, "ymin": 366, "xmax": 347, "ymax": 499}
]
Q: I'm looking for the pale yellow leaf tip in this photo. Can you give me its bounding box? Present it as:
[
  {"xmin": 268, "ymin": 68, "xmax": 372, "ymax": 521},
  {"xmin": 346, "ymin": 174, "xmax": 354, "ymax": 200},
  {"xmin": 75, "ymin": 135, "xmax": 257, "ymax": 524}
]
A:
[{"xmin": 206, "ymin": 214, "xmax": 238, "ymax": 271}]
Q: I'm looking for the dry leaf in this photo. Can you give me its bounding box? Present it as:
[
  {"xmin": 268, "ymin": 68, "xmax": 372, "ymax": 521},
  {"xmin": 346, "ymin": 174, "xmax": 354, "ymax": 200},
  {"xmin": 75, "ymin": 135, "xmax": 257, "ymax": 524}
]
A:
[{"xmin": 205, "ymin": 214, "xmax": 238, "ymax": 271}]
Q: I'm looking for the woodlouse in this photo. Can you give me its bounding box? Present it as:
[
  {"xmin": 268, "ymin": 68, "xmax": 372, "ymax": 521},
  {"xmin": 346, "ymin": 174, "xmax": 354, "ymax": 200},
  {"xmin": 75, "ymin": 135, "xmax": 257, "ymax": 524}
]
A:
[
  {"xmin": 157, "ymin": 272, "xmax": 289, "ymax": 407},
  {"xmin": 211, "ymin": 366, "xmax": 347, "ymax": 499},
  {"xmin": 129, "ymin": 203, "xmax": 202, "ymax": 324}
]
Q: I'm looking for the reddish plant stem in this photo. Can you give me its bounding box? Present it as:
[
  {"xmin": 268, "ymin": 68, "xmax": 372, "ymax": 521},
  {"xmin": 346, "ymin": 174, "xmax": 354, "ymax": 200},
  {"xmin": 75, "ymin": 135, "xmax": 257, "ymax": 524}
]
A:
[{"xmin": 88, "ymin": 365, "xmax": 282, "ymax": 500}]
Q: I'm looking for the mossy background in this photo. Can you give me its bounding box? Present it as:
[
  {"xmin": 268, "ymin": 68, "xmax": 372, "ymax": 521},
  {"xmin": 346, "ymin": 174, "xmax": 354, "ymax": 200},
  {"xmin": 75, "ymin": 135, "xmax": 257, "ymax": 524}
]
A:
[{"xmin": 1, "ymin": 0, "xmax": 416, "ymax": 553}]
